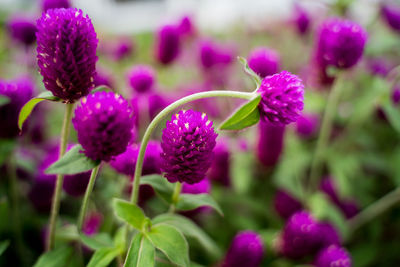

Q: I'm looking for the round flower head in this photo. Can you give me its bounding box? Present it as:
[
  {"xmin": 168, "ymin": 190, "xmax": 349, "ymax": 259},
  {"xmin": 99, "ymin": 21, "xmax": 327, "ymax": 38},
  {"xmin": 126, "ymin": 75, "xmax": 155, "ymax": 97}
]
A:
[
  {"xmin": 318, "ymin": 222, "xmax": 341, "ymax": 248},
  {"xmin": 199, "ymin": 40, "xmax": 234, "ymax": 70},
  {"xmin": 281, "ymin": 211, "xmax": 321, "ymax": 259},
  {"xmin": 296, "ymin": 113, "xmax": 320, "ymax": 139},
  {"xmin": 257, "ymin": 71, "xmax": 304, "ymax": 125},
  {"xmin": 72, "ymin": 92, "xmax": 135, "ymax": 161},
  {"xmin": 127, "ymin": 65, "xmax": 155, "ymax": 93},
  {"xmin": 315, "ymin": 18, "xmax": 367, "ymax": 69},
  {"xmin": 294, "ymin": 5, "xmax": 310, "ymax": 35},
  {"xmin": 155, "ymin": 24, "xmax": 180, "ymax": 65},
  {"xmin": 7, "ymin": 16, "xmax": 37, "ymax": 46},
  {"xmin": 256, "ymin": 121, "xmax": 285, "ymax": 167},
  {"xmin": 381, "ymin": 3, "xmax": 400, "ymax": 32},
  {"xmin": 0, "ymin": 77, "xmax": 34, "ymax": 139},
  {"xmin": 112, "ymin": 38, "xmax": 134, "ymax": 61},
  {"xmin": 178, "ymin": 15, "xmax": 195, "ymax": 37},
  {"xmin": 41, "ymin": 0, "xmax": 70, "ymax": 12},
  {"xmin": 207, "ymin": 138, "xmax": 231, "ymax": 186},
  {"xmin": 222, "ymin": 231, "xmax": 264, "ymax": 267},
  {"xmin": 314, "ymin": 245, "xmax": 351, "ymax": 267},
  {"xmin": 367, "ymin": 58, "xmax": 392, "ymax": 77},
  {"xmin": 273, "ymin": 189, "xmax": 302, "ymax": 219},
  {"xmin": 161, "ymin": 110, "xmax": 217, "ymax": 184},
  {"xmin": 248, "ymin": 47, "xmax": 280, "ymax": 78},
  {"xmin": 36, "ymin": 8, "xmax": 98, "ymax": 103},
  {"xmin": 82, "ymin": 212, "xmax": 103, "ymax": 236}
]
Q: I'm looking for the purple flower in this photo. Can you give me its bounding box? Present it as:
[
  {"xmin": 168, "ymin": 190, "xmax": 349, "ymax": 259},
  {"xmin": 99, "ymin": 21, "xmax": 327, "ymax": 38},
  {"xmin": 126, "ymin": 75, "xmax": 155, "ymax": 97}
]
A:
[
  {"xmin": 293, "ymin": 5, "xmax": 310, "ymax": 35},
  {"xmin": 248, "ymin": 47, "xmax": 280, "ymax": 78},
  {"xmin": 366, "ymin": 58, "xmax": 392, "ymax": 77},
  {"xmin": 381, "ymin": 3, "xmax": 400, "ymax": 32},
  {"xmin": 257, "ymin": 71, "xmax": 304, "ymax": 125},
  {"xmin": 392, "ymin": 87, "xmax": 400, "ymax": 105},
  {"xmin": 177, "ymin": 15, "xmax": 195, "ymax": 37},
  {"xmin": 318, "ymin": 222, "xmax": 341, "ymax": 248},
  {"xmin": 273, "ymin": 189, "xmax": 302, "ymax": 219},
  {"xmin": 155, "ymin": 25, "xmax": 180, "ymax": 65},
  {"xmin": 315, "ymin": 18, "xmax": 367, "ymax": 69},
  {"xmin": 36, "ymin": 8, "xmax": 98, "ymax": 103},
  {"xmin": 222, "ymin": 231, "xmax": 264, "ymax": 267},
  {"xmin": 72, "ymin": 92, "xmax": 135, "ymax": 162},
  {"xmin": 281, "ymin": 211, "xmax": 321, "ymax": 259},
  {"xmin": 339, "ymin": 200, "xmax": 359, "ymax": 219},
  {"xmin": 199, "ymin": 40, "xmax": 234, "ymax": 70},
  {"xmin": 161, "ymin": 110, "xmax": 217, "ymax": 184},
  {"xmin": 0, "ymin": 76, "xmax": 34, "ymax": 139},
  {"xmin": 112, "ymin": 37, "xmax": 134, "ymax": 61},
  {"xmin": 256, "ymin": 122, "xmax": 285, "ymax": 167},
  {"xmin": 127, "ymin": 65, "xmax": 155, "ymax": 93},
  {"xmin": 207, "ymin": 138, "xmax": 231, "ymax": 186},
  {"xmin": 82, "ymin": 212, "xmax": 103, "ymax": 236},
  {"xmin": 7, "ymin": 16, "xmax": 37, "ymax": 46},
  {"xmin": 182, "ymin": 178, "xmax": 211, "ymax": 194},
  {"xmin": 314, "ymin": 245, "xmax": 351, "ymax": 267},
  {"xmin": 41, "ymin": 0, "xmax": 70, "ymax": 12},
  {"xmin": 296, "ymin": 113, "xmax": 320, "ymax": 139},
  {"xmin": 93, "ymin": 69, "xmax": 114, "ymax": 89}
]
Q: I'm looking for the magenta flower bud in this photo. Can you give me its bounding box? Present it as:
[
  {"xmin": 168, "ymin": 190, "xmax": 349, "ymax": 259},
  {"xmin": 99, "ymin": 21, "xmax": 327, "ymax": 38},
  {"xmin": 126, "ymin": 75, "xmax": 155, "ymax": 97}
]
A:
[
  {"xmin": 72, "ymin": 92, "xmax": 135, "ymax": 161},
  {"xmin": 318, "ymin": 222, "xmax": 341, "ymax": 248},
  {"xmin": 222, "ymin": 231, "xmax": 264, "ymax": 267},
  {"xmin": 320, "ymin": 177, "xmax": 340, "ymax": 204},
  {"xmin": 293, "ymin": 5, "xmax": 310, "ymax": 35},
  {"xmin": 248, "ymin": 47, "xmax": 280, "ymax": 78},
  {"xmin": 381, "ymin": 4, "xmax": 400, "ymax": 33},
  {"xmin": 41, "ymin": 0, "xmax": 70, "ymax": 12},
  {"xmin": 127, "ymin": 65, "xmax": 155, "ymax": 93},
  {"xmin": 296, "ymin": 113, "xmax": 320, "ymax": 139},
  {"xmin": 112, "ymin": 38, "xmax": 134, "ymax": 61},
  {"xmin": 155, "ymin": 25, "xmax": 180, "ymax": 65},
  {"xmin": 314, "ymin": 245, "xmax": 351, "ymax": 267},
  {"xmin": 257, "ymin": 71, "xmax": 304, "ymax": 125},
  {"xmin": 36, "ymin": 8, "xmax": 98, "ymax": 103},
  {"xmin": 281, "ymin": 211, "xmax": 321, "ymax": 259},
  {"xmin": 7, "ymin": 16, "xmax": 37, "ymax": 46},
  {"xmin": 199, "ymin": 40, "xmax": 233, "ymax": 69},
  {"xmin": 392, "ymin": 87, "xmax": 400, "ymax": 105},
  {"xmin": 0, "ymin": 77, "xmax": 34, "ymax": 139},
  {"xmin": 273, "ymin": 189, "xmax": 302, "ymax": 219},
  {"xmin": 256, "ymin": 121, "xmax": 285, "ymax": 167},
  {"xmin": 366, "ymin": 58, "xmax": 392, "ymax": 77},
  {"xmin": 161, "ymin": 110, "xmax": 217, "ymax": 184},
  {"xmin": 82, "ymin": 212, "xmax": 103, "ymax": 236},
  {"xmin": 178, "ymin": 15, "xmax": 195, "ymax": 37},
  {"xmin": 207, "ymin": 138, "xmax": 231, "ymax": 186},
  {"xmin": 315, "ymin": 18, "xmax": 367, "ymax": 69}
]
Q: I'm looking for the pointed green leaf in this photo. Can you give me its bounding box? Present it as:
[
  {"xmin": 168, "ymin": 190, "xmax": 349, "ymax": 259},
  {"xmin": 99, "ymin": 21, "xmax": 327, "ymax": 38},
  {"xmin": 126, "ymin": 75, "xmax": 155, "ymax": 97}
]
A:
[
  {"xmin": 125, "ymin": 233, "xmax": 155, "ymax": 267},
  {"xmin": 18, "ymin": 91, "xmax": 61, "ymax": 131},
  {"xmin": 152, "ymin": 214, "xmax": 222, "ymax": 259},
  {"xmin": 79, "ymin": 233, "xmax": 114, "ymax": 250},
  {"xmin": 237, "ymin": 56, "xmax": 261, "ymax": 88},
  {"xmin": 219, "ymin": 95, "xmax": 261, "ymax": 130},
  {"xmin": 140, "ymin": 175, "xmax": 174, "ymax": 203},
  {"xmin": 148, "ymin": 224, "xmax": 189, "ymax": 267},
  {"xmin": 113, "ymin": 226, "xmax": 127, "ymax": 252},
  {"xmin": 45, "ymin": 145, "xmax": 100, "ymax": 175},
  {"xmin": 382, "ymin": 102, "xmax": 400, "ymax": 133},
  {"xmin": 176, "ymin": 194, "xmax": 223, "ymax": 216},
  {"xmin": 113, "ymin": 199, "xmax": 147, "ymax": 231},
  {"xmin": 33, "ymin": 245, "xmax": 73, "ymax": 267},
  {"xmin": 0, "ymin": 95, "xmax": 10, "ymax": 107},
  {"xmin": 87, "ymin": 247, "xmax": 119, "ymax": 267},
  {"xmin": 0, "ymin": 240, "xmax": 9, "ymax": 256}
]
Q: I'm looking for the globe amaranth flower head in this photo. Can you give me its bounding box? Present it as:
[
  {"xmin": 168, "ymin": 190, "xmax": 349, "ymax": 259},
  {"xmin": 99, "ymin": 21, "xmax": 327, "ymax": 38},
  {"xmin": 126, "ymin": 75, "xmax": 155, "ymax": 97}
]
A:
[
  {"xmin": 381, "ymin": 3, "xmax": 400, "ymax": 33},
  {"xmin": 41, "ymin": 0, "xmax": 70, "ymax": 12},
  {"xmin": 318, "ymin": 222, "xmax": 341, "ymax": 248},
  {"xmin": 7, "ymin": 16, "xmax": 37, "ymax": 46},
  {"xmin": 296, "ymin": 113, "xmax": 320, "ymax": 139},
  {"xmin": 257, "ymin": 71, "xmax": 304, "ymax": 125},
  {"xmin": 293, "ymin": 5, "xmax": 310, "ymax": 35},
  {"xmin": 36, "ymin": 8, "xmax": 98, "ymax": 103},
  {"xmin": 127, "ymin": 65, "xmax": 156, "ymax": 93},
  {"xmin": 155, "ymin": 24, "xmax": 180, "ymax": 65},
  {"xmin": 222, "ymin": 231, "xmax": 264, "ymax": 267},
  {"xmin": 248, "ymin": 47, "xmax": 280, "ymax": 78},
  {"xmin": 314, "ymin": 245, "xmax": 351, "ymax": 267},
  {"xmin": 161, "ymin": 110, "xmax": 217, "ymax": 184},
  {"xmin": 273, "ymin": 189, "xmax": 302, "ymax": 219},
  {"xmin": 207, "ymin": 138, "xmax": 231, "ymax": 186},
  {"xmin": 73, "ymin": 92, "xmax": 135, "ymax": 162},
  {"xmin": 315, "ymin": 18, "xmax": 367, "ymax": 69}
]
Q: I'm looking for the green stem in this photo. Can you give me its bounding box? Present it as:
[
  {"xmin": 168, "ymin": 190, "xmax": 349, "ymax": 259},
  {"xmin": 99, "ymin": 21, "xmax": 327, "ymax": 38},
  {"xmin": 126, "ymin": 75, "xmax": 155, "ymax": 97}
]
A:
[
  {"xmin": 169, "ymin": 182, "xmax": 182, "ymax": 213},
  {"xmin": 46, "ymin": 103, "xmax": 74, "ymax": 251},
  {"xmin": 349, "ymin": 187, "xmax": 400, "ymax": 232},
  {"xmin": 308, "ymin": 73, "xmax": 345, "ymax": 194},
  {"xmin": 129, "ymin": 90, "xmax": 255, "ymax": 204},
  {"xmin": 77, "ymin": 165, "xmax": 101, "ymax": 231}
]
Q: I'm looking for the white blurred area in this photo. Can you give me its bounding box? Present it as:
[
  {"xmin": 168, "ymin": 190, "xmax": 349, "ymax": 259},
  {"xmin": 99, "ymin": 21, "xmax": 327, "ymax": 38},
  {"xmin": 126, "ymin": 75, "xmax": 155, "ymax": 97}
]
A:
[{"xmin": 0, "ymin": 0, "xmax": 380, "ymax": 34}]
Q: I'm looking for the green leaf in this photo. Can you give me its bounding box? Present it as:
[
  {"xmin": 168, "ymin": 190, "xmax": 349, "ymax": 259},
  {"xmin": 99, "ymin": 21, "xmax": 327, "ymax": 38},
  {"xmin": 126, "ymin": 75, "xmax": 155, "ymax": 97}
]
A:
[
  {"xmin": 147, "ymin": 224, "xmax": 189, "ymax": 267},
  {"xmin": 140, "ymin": 175, "xmax": 174, "ymax": 203},
  {"xmin": 87, "ymin": 247, "xmax": 120, "ymax": 267},
  {"xmin": 152, "ymin": 214, "xmax": 222, "ymax": 259},
  {"xmin": 79, "ymin": 233, "xmax": 114, "ymax": 250},
  {"xmin": 0, "ymin": 240, "xmax": 9, "ymax": 256},
  {"xmin": 237, "ymin": 56, "xmax": 261, "ymax": 88},
  {"xmin": 0, "ymin": 95, "xmax": 10, "ymax": 107},
  {"xmin": 219, "ymin": 95, "xmax": 261, "ymax": 130},
  {"xmin": 176, "ymin": 194, "xmax": 223, "ymax": 216},
  {"xmin": 45, "ymin": 145, "xmax": 100, "ymax": 175},
  {"xmin": 113, "ymin": 226, "xmax": 127, "ymax": 252},
  {"xmin": 33, "ymin": 245, "xmax": 73, "ymax": 267},
  {"xmin": 113, "ymin": 199, "xmax": 148, "ymax": 231},
  {"xmin": 18, "ymin": 91, "xmax": 61, "ymax": 130},
  {"xmin": 382, "ymin": 102, "xmax": 400, "ymax": 133},
  {"xmin": 125, "ymin": 233, "xmax": 155, "ymax": 267},
  {"xmin": 0, "ymin": 140, "xmax": 15, "ymax": 166}
]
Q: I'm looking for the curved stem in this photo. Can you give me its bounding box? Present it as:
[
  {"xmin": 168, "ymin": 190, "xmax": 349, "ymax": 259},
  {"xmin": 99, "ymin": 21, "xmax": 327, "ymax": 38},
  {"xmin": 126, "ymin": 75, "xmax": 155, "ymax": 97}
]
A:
[
  {"xmin": 349, "ymin": 187, "xmax": 400, "ymax": 232},
  {"xmin": 308, "ymin": 73, "xmax": 345, "ymax": 194},
  {"xmin": 47, "ymin": 103, "xmax": 74, "ymax": 251},
  {"xmin": 169, "ymin": 182, "xmax": 182, "ymax": 213},
  {"xmin": 130, "ymin": 90, "xmax": 255, "ymax": 204},
  {"xmin": 77, "ymin": 164, "xmax": 101, "ymax": 231}
]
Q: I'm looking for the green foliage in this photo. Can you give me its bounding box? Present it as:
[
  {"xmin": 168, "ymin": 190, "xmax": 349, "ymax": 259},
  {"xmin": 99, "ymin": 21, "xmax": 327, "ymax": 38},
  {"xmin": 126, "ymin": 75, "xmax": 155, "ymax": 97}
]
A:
[
  {"xmin": 79, "ymin": 233, "xmax": 114, "ymax": 250},
  {"xmin": 33, "ymin": 245, "xmax": 73, "ymax": 267},
  {"xmin": 0, "ymin": 240, "xmax": 9, "ymax": 256},
  {"xmin": 176, "ymin": 194, "xmax": 223, "ymax": 216},
  {"xmin": 237, "ymin": 56, "xmax": 262, "ymax": 88},
  {"xmin": 113, "ymin": 199, "xmax": 150, "ymax": 231},
  {"xmin": 125, "ymin": 233, "xmax": 155, "ymax": 267},
  {"xmin": 86, "ymin": 247, "xmax": 120, "ymax": 267},
  {"xmin": 0, "ymin": 95, "xmax": 10, "ymax": 106},
  {"xmin": 140, "ymin": 175, "xmax": 174, "ymax": 203}
]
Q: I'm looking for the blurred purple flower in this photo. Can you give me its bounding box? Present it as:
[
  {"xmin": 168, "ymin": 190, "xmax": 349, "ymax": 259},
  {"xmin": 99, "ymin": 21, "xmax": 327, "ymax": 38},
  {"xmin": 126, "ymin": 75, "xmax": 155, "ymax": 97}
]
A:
[
  {"xmin": 293, "ymin": 5, "xmax": 310, "ymax": 35},
  {"xmin": 318, "ymin": 222, "xmax": 341, "ymax": 248},
  {"xmin": 366, "ymin": 58, "xmax": 392, "ymax": 77},
  {"xmin": 82, "ymin": 212, "xmax": 103, "ymax": 236},
  {"xmin": 155, "ymin": 25, "xmax": 180, "ymax": 65},
  {"xmin": 314, "ymin": 245, "xmax": 351, "ymax": 267},
  {"xmin": 273, "ymin": 189, "xmax": 302, "ymax": 219},
  {"xmin": 256, "ymin": 121, "xmax": 285, "ymax": 167},
  {"xmin": 392, "ymin": 87, "xmax": 400, "ymax": 105},
  {"xmin": 177, "ymin": 15, "xmax": 196, "ymax": 37},
  {"xmin": 93, "ymin": 69, "xmax": 114, "ymax": 89},
  {"xmin": 207, "ymin": 138, "xmax": 231, "ymax": 186},
  {"xmin": 248, "ymin": 47, "xmax": 280, "ymax": 78},
  {"xmin": 381, "ymin": 3, "xmax": 400, "ymax": 33},
  {"xmin": 199, "ymin": 40, "xmax": 234, "ymax": 70},
  {"xmin": 127, "ymin": 65, "xmax": 155, "ymax": 93},
  {"xmin": 41, "ymin": 0, "xmax": 70, "ymax": 12},
  {"xmin": 112, "ymin": 38, "xmax": 134, "ymax": 61},
  {"xmin": 7, "ymin": 16, "xmax": 37, "ymax": 46},
  {"xmin": 296, "ymin": 113, "xmax": 320, "ymax": 139}
]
